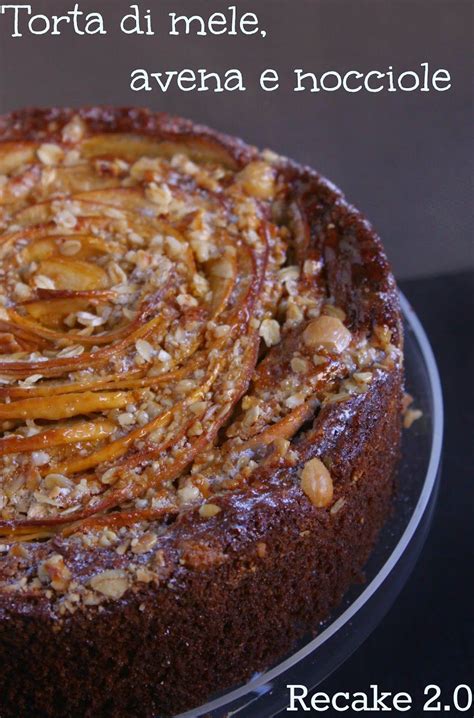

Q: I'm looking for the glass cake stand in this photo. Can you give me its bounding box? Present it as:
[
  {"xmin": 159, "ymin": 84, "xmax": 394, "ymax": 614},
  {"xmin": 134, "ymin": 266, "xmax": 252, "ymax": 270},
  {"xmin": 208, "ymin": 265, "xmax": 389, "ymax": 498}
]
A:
[{"xmin": 176, "ymin": 292, "xmax": 444, "ymax": 718}]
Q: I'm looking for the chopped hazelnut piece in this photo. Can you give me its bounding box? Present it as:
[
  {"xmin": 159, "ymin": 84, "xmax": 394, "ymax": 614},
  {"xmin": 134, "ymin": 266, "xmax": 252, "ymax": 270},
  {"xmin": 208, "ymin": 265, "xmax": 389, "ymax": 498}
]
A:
[
  {"xmin": 303, "ymin": 315, "xmax": 351, "ymax": 353},
  {"xmin": 178, "ymin": 482, "xmax": 202, "ymax": 505},
  {"xmin": 61, "ymin": 115, "xmax": 86, "ymax": 144},
  {"xmin": 199, "ymin": 503, "xmax": 221, "ymax": 518},
  {"xmin": 259, "ymin": 318, "xmax": 281, "ymax": 347},
  {"xmin": 100, "ymin": 468, "xmax": 118, "ymax": 485},
  {"xmin": 303, "ymin": 259, "xmax": 322, "ymax": 276},
  {"xmin": 300, "ymin": 457, "xmax": 334, "ymax": 508},
  {"xmin": 37, "ymin": 143, "xmax": 63, "ymax": 166},
  {"xmin": 290, "ymin": 356, "xmax": 309, "ymax": 373},
  {"xmin": 9, "ymin": 543, "xmax": 29, "ymax": 559},
  {"xmin": 353, "ymin": 372, "xmax": 372, "ymax": 384},
  {"xmin": 136, "ymin": 567, "xmax": 155, "ymax": 583},
  {"xmin": 272, "ymin": 437, "xmax": 290, "ymax": 458},
  {"xmin": 374, "ymin": 324, "xmax": 392, "ymax": 347},
  {"xmin": 145, "ymin": 182, "xmax": 172, "ymax": 209},
  {"xmin": 313, "ymin": 354, "xmax": 327, "ymax": 366},
  {"xmin": 237, "ymin": 161, "xmax": 275, "ymax": 199},
  {"xmin": 189, "ymin": 401, "xmax": 207, "ymax": 415},
  {"xmin": 13, "ymin": 282, "xmax": 31, "ymax": 301},
  {"xmin": 39, "ymin": 554, "xmax": 72, "ymax": 591},
  {"xmin": 188, "ymin": 420, "xmax": 203, "ymax": 436},
  {"xmin": 243, "ymin": 405, "xmax": 260, "ymax": 426},
  {"xmin": 403, "ymin": 408, "xmax": 423, "ymax": 429},
  {"xmin": 135, "ymin": 338, "xmax": 155, "ymax": 362},
  {"xmin": 131, "ymin": 532, "xmax": 158, "ymax": 555},
  {"xmin": 89, "ymin": 570, "xmax": 129, "ymax": 599}
]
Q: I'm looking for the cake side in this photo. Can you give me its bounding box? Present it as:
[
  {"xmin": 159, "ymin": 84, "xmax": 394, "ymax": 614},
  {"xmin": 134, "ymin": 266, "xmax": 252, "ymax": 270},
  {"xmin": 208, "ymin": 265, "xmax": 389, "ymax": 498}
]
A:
[
  {"xmin": 0, "ymin": 107, "xmax": 403, "ymax": 717},
  {"xmin": 0, "ymin": 366, "xmax": 401, "ymax": 717}
]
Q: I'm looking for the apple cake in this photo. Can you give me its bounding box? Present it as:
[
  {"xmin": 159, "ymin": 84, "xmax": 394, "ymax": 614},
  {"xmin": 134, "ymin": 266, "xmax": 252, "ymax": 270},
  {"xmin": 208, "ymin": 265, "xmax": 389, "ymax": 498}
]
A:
[{"xmin": 0, "ymin": 107, "xmax": 403, "ymax": 717}]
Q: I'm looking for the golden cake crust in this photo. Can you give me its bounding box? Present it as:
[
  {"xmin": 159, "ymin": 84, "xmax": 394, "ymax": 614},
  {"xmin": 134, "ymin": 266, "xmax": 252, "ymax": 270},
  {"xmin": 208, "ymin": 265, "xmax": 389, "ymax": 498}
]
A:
[{"xmin": 0, "ymin": 107, "xmax": 403, "ymax": 717}]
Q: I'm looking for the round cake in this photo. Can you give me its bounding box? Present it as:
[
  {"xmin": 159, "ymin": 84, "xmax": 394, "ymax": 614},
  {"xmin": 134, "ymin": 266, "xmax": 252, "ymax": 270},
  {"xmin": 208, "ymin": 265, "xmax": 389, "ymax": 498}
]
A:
[{"xmin": 0, "ymin": 107, "xmax": 403, "ymax": 717}]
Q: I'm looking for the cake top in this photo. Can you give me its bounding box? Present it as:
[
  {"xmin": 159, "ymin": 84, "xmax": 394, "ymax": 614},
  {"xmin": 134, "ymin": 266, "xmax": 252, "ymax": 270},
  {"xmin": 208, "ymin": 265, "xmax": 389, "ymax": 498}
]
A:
[{"xmin": 0, "ymin": 108, "xmax": 401, "ymax": 609}]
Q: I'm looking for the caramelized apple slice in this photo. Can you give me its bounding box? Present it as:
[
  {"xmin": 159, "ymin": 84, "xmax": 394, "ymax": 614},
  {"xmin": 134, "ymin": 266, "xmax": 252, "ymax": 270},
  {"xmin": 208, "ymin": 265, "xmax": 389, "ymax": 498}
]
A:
[
  {"xmin": 0, "ymin": 390, "xmax": 132, "ymax": 421},
  {"xmin": 0, "ymin": 141, "xmax": 37, "ymax": 174},
  {"xmin": 0, "ymin": 308, "xmax": 169, "ymax": 378},
  {"xmin": 23, "ymin": 234, "xmax": 109, "ymax": 263},
  {"xmin": 22, "ymin": 297, "xmax": 101, "ymax": 329},
  {"xmin": 241, "ymin": 400, "xmax": 319, "ymax": 451},
  {"xmin": 80, "ymin": 133, "xmax": 238, "ymax": 169},
  {"xmin": 34, "ymin": 258, "xmax": 109, "ymax": 291},
  {"xmin": 61, "ymin": 503, "xmax": 178, "ymax": 537},
  {"xmin": 56, "ymin": 338, "xmax": 255, "ymax": 521},
  {"xmin": 206, "ymin": 251, "xmax": 237, "ymax": 316},
  {"xmin": 0, "ymin": 356, "xmax": 203, "ymax": 400},
  {"xmin": 49, "ymin": 360, "xmax": 220, "ymax": 476},
  {"xmin": 44, "ymin": 165, "xmax": 121, "ymax": 195},
  {"xmin": 75, "ymin": 187, "xmax": 162, "ymax": 218},
  {"xmin": 0, "ymin": 418, "xmax": 115, "ymax": 456}
]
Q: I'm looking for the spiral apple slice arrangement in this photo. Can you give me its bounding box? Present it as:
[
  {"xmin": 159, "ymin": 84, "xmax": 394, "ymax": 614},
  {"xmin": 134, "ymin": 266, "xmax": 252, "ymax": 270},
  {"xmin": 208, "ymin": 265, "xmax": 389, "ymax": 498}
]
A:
[{"xmin": 0, "ymin": 117, "xmax": 394, "ymax": 545}]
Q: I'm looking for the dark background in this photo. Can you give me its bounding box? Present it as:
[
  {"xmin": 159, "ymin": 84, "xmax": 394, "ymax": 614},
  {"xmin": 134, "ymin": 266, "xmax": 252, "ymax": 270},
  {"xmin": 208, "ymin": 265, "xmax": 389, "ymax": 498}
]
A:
[{"xmin": 0, "ymin": 1, "xmax": 472, "ymax": 715}]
